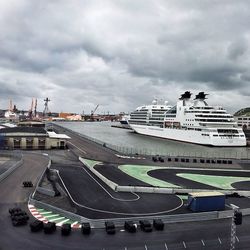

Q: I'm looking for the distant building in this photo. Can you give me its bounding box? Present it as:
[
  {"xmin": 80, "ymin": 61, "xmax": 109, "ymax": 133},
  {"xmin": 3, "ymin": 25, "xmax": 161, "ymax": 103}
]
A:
[
  {"xmin": 0, "ymin": 126, "xmax": 70, "ymax": 150},
  {"xmin": 234, "ymin": 107, "xmax": 250, "ymax": 129}
]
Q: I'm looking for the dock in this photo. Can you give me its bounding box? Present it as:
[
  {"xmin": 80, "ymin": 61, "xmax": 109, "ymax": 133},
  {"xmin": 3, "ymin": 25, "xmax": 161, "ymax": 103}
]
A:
[{"xmin": 111, "ymin": 124, "xmax": 132, "ymax": 130}]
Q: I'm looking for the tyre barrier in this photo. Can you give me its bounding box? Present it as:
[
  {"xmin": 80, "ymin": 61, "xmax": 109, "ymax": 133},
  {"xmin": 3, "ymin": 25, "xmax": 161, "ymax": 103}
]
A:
[
  {"xmin": 61, "ymin": 223, "xmax": 71, "ymax": 236},
  {"xmin": 139, "ymin": 220, "xmax": 153, "ymax": 232},
  {"xmin": 44, "ymin": 222, "xmax": 56, "ymax": 234},
  {"xmin": 158, "ymin": 157, "xmax": 164, "ymax": 163},
  {"xmin": 23, "ymin": 181, "xmax": 33, "ymax": 188},
  {"xmin": 81, "ymin": 223, "xmax": 91, "ymax": 235},
  {"xmin": 30, "ymin": 220, "xmax": 44, "ymax": 232},
  {"xmin": 153, "ymin": 219, "xmax": 164, "ymax": 231},
  {"xmin": 124, "ymin": 221, "xmax": 136, "ymax": 233},
  {"xmin": 105, "ymin": 221, "xmax": 116, "ymax": 235},
  {"xmin": 9, "ymin": 208, "xmax": 29, "ymax": 226},
  {"xmin": 9, "ymin": 207, "xmax": 22, "ymax": 215},
  {"xmin": 152, "ymin": 156, "xmax": 158, "ymax": 162}
]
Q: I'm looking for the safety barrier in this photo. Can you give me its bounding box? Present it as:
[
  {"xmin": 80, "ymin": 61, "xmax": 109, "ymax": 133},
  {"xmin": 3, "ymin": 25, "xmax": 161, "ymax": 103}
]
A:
[
  {"xmin": 0, "ymin": 153, "xmax": 23, "ymax": 183},
  {"xmin": 79, "ymin": 156, "xmax": 118, "ymax": 191},
  {"xmin": 78, "ymin": 156, "xmax": 250, "ymax": 196},
  {"xmin": 32, "ymin": 159, "xmax": 52, "ymax": 198}
]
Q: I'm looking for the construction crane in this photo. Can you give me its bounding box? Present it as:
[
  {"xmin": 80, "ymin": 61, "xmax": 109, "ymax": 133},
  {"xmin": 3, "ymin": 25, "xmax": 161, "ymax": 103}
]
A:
[
  {"xmin": 90, "ymin": 104, "xmax": 99, "ymax": 121},
  {"xmin": 28, "ymin": 98, "xmax": 34, "ymax": 119},
  {"xmin": 34, "ymin": 98, "xmax": 37, "ymax": 118}
]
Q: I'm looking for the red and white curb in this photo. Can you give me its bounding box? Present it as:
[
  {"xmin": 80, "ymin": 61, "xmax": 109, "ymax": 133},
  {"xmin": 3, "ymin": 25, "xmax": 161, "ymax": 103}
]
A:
[{"xmin": 28, "ymin": 204, "xmax": 81, "ymax": 228}]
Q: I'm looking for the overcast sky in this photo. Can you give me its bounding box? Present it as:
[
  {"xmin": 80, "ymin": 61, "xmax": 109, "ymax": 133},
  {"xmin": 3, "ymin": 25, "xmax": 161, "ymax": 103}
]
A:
[{"xmin": 0, "ymin": 0, "xmax": 250, "ymax": 114}]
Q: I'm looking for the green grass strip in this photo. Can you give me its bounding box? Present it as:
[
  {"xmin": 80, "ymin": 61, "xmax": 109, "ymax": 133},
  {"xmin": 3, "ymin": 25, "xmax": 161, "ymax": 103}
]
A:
[
  {"xmin": 81, "ymin": 158, "xmax": 101, "ymax": 168},
  {"xmin": 177, "ymin": 173, "xmax": 250, "ymax": 190},
  {"xmin": 118, "ymin": 165, "xmax": 180, "ymax": 188}
]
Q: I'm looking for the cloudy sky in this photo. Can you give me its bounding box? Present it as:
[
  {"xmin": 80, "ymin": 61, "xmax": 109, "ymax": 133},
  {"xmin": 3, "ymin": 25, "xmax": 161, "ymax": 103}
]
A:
[{"xmin": 0, "ymin": 0, "xmax": 250, "ymax": 114}]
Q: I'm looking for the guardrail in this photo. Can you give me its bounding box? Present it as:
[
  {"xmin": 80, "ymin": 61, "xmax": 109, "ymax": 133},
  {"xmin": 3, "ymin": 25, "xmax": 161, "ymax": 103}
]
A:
[
  {"xmin": 51, "ymin": 122, "xmax": 250, "ymax": 159},
  {"xmin": 31, "ymin": 159, "xmax": 52, "ymax": 198},
  {"xmin": 79, "ymin": 156, "xmax": 250, "ymax": 196},
  {"xmin": 0, "ymin": 153, "xmax": 23, "ymax": 183},
  {"xmin": 30, "ymin": 155, "xmax": 250, "ymax": 229},
  {"xmin": 28, "ymin": 195, "xmax": 250, "ymax": 229}
]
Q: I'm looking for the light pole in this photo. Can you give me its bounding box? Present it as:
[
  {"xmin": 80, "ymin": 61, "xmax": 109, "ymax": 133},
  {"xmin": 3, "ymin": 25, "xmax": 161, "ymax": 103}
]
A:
[{"xmin": 229, "ymin": 204, "xmax": 242, "ymax": 250}]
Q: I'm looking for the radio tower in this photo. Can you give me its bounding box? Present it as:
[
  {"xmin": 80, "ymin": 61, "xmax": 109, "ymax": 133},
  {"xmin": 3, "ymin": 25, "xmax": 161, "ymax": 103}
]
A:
[{"xmin": 43, "ymin": 97, "xmax": 50, "ymax": 117}]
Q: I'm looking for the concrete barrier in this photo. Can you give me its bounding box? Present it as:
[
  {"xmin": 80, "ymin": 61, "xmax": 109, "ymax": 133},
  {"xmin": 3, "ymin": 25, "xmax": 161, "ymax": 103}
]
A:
[
  {"xmin": 36, "ymin": 187, "xmax": 55, "ymax": 197},
  {"xmin": 79, "ymin": 156, "xmax": 118, "ymax": 191},
  {"xmin": 31, "ymin": 159, "xmax": 51, "ymax": 199},
  {"xmin": 0, "ymin": 155, "xmax": 23, "ymax": 183}
]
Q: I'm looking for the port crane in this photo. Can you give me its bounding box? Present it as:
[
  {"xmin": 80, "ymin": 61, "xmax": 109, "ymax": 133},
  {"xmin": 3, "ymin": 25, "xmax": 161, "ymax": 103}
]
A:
[
  {"xmin": 43, "ymin": 97, "xmax": 51, "ymax": 117},
  {"xmin": 90, "ymin": 104, "xmax": 99, "ymax": 121}
]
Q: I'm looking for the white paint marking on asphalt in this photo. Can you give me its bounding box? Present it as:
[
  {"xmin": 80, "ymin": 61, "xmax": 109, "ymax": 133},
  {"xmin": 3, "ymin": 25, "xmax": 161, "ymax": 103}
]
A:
[
  {"xmin": 201, "ymin": 239, "xmax": 205, "ymax": 246},
  {"xmin": 56, "ymin": 219, "xmax": 70, "ymax": 226},
  {"xmin": 164, "ymin": 243, "xmax": 168, "ymax": 250},
  {"xmin": 67, "ymin": 141, "xmax": 87, "ymax": 154},
  {"xmin": 145, "ymin": 244, "xmax": 148, "ymax": 250},
  {"xmin": 236, "ymin": 236, "xmax": 240, "ymax": 242},
  {"xmin": 183, "ymin": 241, "xmax": 187, "ymax": 248},
  {"xmin": 125, "ymin": 247, "xmax": 127, "ymax": 250},
  {"xmin": 218, "ymin": 237, "xmax": 222, "ymax": 244}
]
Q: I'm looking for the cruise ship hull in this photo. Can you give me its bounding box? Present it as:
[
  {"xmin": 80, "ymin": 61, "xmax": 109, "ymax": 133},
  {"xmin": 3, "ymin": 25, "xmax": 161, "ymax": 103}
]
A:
[{"xmin": 130, "ymin": 124, "xmax": 246, "ymax": 147}]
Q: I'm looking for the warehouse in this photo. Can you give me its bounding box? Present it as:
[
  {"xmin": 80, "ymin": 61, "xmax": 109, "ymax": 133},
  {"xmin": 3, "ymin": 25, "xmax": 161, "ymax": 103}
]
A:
[{"xmin": 0, "ymin": 127, "xmax": 70, "ymax": 150}]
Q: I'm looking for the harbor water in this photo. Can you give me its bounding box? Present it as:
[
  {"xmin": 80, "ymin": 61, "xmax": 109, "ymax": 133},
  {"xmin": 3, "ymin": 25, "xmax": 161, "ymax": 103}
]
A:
[{"xmin": 57, "ymin": 121, "xmax": 250, "ymax": 159}]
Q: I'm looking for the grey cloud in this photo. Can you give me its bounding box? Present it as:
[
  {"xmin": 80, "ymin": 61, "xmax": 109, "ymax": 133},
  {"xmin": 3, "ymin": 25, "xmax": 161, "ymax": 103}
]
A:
[
  {"xmin": 228, "ymin": 38, "xmax": 248, "ymax": 60},
  {"xmin": 0, "ymin": 0, "xmax": 250, "ymax": 114}
]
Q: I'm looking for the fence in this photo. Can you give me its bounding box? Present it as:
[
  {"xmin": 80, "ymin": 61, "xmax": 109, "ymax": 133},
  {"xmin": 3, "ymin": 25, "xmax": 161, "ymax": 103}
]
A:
[{"xmin": 51, "ymin": 123, "xmax": 250, "ymax": 159}]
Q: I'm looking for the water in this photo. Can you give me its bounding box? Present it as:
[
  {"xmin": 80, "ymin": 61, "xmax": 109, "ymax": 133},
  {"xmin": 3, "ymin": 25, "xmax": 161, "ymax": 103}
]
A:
[{"xmin": 57, "ymin": 121, "xmax": 250, "ymax": 159}]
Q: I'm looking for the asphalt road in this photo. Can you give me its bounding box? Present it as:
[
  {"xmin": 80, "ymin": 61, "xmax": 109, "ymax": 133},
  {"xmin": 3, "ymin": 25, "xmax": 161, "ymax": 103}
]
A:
[
  {"xmin": 53, "ymin": 164, "xmax": 184, "ymax": 219},
  {"xmin": 1, "ymin": 211, "xmax": 250, "ymax": 250},
  {"xmin": 1, "ymin": 124, "xmax": 250, "ymax": 249}
]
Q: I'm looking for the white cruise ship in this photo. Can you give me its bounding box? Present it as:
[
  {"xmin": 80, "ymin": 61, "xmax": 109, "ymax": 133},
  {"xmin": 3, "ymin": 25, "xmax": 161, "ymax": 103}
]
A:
[{"xmin": 128, "ymin": 92, "xmax": 246, "ymax": 146}]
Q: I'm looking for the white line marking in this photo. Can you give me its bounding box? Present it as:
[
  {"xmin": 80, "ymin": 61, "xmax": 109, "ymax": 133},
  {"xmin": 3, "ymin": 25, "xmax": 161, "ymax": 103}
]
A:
[
  {"xmin": 183, "ymin": 241, "xmax": 187, "ymax": 248},
  {"xmin": 56, "ymin": 168, "xmax": 184, "ymax": 216},
  {"xmin": 80, "ymin": 165, "xmax": 140, "ymax": 202},
  {"xmin": 56, "ymin": 219, "xmax": 70, "ymax": 226},
  {"xmin": 165, "ymin": 243, "xmax": 168, "ymax": 250},
  {"xmin": 218, "ymin": 237, "xmax": 222, "ymax": 244},
  {"xmin": 236, "ymin": 236, "xmax": 239, "ymax": 242},
  {"xmin": 201, "ymin": 239, "xmax": 205, "ymax": 246},
  {"xmin": 145, "ymin": 245, "xmax": 148, "ymax": 250},
  {"xmin": 67, "ymin": 141, "xmax": 87, "ymax": 154}
]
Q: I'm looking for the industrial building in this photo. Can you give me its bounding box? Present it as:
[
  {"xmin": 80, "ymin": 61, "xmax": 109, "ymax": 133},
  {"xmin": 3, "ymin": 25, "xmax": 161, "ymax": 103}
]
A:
[{"xmin": 0, "ymin": 126, "xmax": 70, "ymax": 150}]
